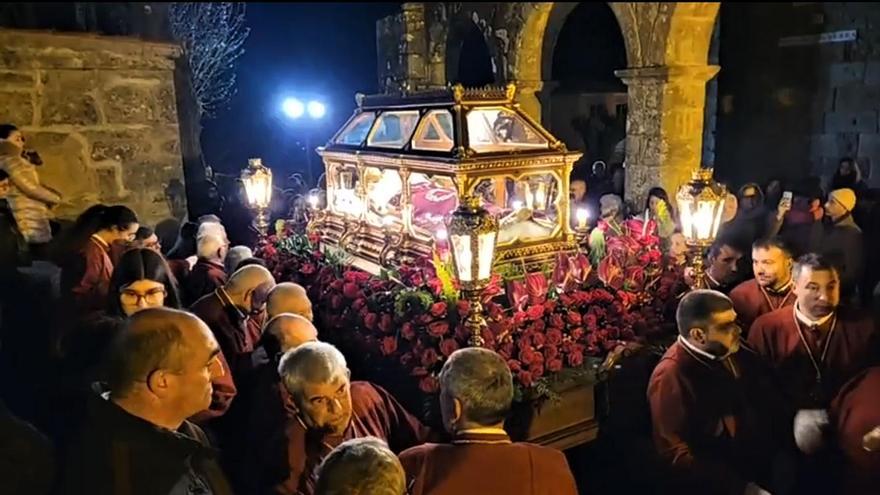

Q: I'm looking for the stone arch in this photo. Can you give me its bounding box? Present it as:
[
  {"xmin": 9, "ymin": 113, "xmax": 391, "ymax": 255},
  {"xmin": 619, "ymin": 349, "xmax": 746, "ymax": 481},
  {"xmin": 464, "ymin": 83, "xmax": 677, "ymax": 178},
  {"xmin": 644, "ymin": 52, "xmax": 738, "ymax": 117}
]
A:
[
  {"xmin": 512, "ymin": 2, "xmax": 721, "ymax": 203},
  {"xmin": 445, "ymin": 16, "xmax": 499, "ymax": 87}
]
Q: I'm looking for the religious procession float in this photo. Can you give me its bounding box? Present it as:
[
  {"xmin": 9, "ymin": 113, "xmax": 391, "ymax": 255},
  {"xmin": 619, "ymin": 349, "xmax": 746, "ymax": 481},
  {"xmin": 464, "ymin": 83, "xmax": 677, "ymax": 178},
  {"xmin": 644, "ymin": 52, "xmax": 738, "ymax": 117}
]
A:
[{"xmin": 243, "ymin": 84, "xmax": 727, "ymax": 449}]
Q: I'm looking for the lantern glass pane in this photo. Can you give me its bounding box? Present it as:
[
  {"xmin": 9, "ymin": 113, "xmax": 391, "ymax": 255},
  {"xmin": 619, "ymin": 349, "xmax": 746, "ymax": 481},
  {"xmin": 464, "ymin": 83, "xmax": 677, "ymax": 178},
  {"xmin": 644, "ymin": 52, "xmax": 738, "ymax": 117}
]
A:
[
  {"xmin": 477, "ymin": 232, "xmax": 497, "ymax": 281},
  {"xmin": 450, "ymin": 233, "xmax": 473, "ymax": 282}
]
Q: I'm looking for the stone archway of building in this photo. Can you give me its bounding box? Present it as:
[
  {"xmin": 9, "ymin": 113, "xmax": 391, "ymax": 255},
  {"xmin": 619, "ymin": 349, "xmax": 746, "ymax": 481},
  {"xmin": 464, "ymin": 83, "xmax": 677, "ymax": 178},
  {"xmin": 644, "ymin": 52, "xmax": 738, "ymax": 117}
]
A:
[
  {"xmin": 446, "ymin": 18, "xmax": 498, "ymax": 87},
  {"xmin": 514, "ymin": 2, "xmax": 720, "ymax": 205}
]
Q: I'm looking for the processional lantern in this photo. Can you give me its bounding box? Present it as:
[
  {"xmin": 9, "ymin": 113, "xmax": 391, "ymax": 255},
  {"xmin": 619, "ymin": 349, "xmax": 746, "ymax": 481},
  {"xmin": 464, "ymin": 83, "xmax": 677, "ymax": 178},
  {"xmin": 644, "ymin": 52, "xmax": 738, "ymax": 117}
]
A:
[
  {"xmin": 446, "ymin": 196, "xmax": 499, "ymax": 347},
  {"xmin": 676, "ymin": 168, "xmax": 727, "ymax": 289},
  {"xmin": 242, "ymin": 158, "xmax": 274, "ymax": 238}
]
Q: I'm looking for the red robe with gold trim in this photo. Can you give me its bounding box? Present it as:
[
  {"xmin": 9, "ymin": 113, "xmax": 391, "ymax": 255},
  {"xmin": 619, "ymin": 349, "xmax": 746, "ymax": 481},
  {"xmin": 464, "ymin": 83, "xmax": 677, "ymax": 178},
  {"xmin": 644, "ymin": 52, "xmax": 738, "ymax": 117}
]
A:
[
  {"xmin": 729, "ymin": 279, "xmax": 794, "ymax": 335},
  {"xmin": 747, "ymin": 306, "xmax": 879, "ymax": 410},
  {"xmin": 399, "ymin": 431, "xmax": 578, "ymax": 495}
]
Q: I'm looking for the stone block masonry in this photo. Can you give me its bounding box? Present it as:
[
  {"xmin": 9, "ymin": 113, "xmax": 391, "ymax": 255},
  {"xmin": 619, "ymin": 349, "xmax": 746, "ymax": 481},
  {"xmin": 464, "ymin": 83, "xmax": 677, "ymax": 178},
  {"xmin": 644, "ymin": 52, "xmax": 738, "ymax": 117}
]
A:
[{"xmin": 0, "ymin": 28, "xmax": 185, "ymax": 227}]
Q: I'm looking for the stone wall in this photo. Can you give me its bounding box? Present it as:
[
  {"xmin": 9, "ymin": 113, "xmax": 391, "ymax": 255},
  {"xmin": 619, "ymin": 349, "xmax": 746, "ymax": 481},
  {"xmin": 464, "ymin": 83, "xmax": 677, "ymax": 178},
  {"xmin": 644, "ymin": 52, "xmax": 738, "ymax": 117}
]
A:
[{"xmin": 0, "ymin": 28, "xmax": 184, "ymax": 226}]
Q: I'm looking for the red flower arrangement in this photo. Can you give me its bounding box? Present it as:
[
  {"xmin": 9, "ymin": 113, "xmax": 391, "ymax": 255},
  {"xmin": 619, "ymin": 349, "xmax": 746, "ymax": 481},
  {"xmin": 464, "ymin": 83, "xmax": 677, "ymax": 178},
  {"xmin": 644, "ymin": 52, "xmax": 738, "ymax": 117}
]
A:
[{"xmin": 257, "ymin": 221, "xmax": 684, "ymax": 398}]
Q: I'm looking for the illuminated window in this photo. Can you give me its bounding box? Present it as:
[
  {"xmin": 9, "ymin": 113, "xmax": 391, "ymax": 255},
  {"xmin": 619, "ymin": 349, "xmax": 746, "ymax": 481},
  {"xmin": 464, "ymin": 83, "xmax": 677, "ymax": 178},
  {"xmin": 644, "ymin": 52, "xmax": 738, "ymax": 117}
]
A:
[
  {"xmin": 367, "ymin": 110, "xmax": 420, "ymax": 149},
  {"xmin": 411, "ymin": 110, "xmax": 455, "ymax": 152},
  {"xmin": 335, "ymin": 112, "xmax": 376, "ymax": 145},
  {"xmin": 466, "ymin": 108, "xmax": 548, "ymax": 153}
]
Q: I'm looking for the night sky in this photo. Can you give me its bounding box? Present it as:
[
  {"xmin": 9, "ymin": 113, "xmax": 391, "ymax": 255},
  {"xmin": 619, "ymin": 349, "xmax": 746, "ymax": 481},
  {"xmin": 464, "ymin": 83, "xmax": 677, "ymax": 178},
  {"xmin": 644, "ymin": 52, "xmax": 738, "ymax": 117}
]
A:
[{"xmin": 201, "ymin": 2, "xmax": 402, "ymax": 183}]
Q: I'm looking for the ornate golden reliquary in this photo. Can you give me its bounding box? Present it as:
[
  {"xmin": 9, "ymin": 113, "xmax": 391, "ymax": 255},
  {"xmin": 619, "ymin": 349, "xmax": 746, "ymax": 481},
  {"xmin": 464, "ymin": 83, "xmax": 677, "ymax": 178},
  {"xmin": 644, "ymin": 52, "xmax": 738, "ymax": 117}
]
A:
[{"xmin": 313, "ymin": 84, "xmax": 582, "ymax": 274}]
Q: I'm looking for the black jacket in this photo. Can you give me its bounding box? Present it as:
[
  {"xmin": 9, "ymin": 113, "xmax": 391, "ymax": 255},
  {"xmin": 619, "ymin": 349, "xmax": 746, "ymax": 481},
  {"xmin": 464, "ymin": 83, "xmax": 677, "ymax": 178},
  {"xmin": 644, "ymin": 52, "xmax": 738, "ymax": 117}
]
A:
[
  {"xmin": 57, "ymin": 392, "xmax": 234, "ymax": 495},
  {"xmin": 0, "ymin": 398, "xmax": 54, "ymax": 495}
]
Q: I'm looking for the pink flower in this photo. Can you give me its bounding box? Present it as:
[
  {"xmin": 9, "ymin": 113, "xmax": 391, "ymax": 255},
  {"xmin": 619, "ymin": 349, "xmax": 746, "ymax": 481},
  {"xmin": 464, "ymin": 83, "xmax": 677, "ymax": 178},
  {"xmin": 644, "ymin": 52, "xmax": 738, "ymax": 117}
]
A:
[
  {"xmin": 546, "ymin": 329, "xmax": 563, "ymax": 346},
  {"xmin": 440, "ymin": 339, "xmax": 459, "ymax": 357},
  {"xmin": 419, "ymin": 376, "xmax": 440, "ymax": 393},
  {"xmin": 518, "ymin": 371, "xmax": 534, "ymax": 387},
  {"xmin": 401, "ymin": 322, "xmax": 416, "ymax": 340},
  {"xmin": 364, "ymin": 313, "xmax": 379, "ymax": 331},
  {"xmin": 343, "ymin": 282, "xmax": 360, "ymax": 299},
  {"xmin": 567, "ymin": 350, "xmax": 584, "ymax": 367},
  {"xmin": 430, "ymin": 302, "xmax": 448, "ymax": 318},
  {"xmin": 526, "ymin": 304, "xmax": 545, "ymax": 321},
  {"xmin": 543, "ymin": 345, "xmax": 560, "ymax": 361},
  {"xmin": 519, "ymin": 348, "xmax": 539, "ymax": 366},
  {"xmin": 547, "ymin": 358, "xmax": 564, "ymax": 373},
  {"xmin": 427, "ymin": 321, "xmax": 450, "ymax": 338},
  {"xmin": 381, "ymin": 337, "xmax": 398, "ymax": 356},
  {"xmin": 530, "ymin": 363, "xmax": 545, "ymax": 379},
  {"xmin": 566, "ymin": 311, "xmax": 582, "ymax": 326},
  {"xmin": 420, "ymin": 348, "xmax": 440, "ymax": 367},
  {"xmin": 379, "ymin": 314, "xmax": 394, "ymax": 334}
]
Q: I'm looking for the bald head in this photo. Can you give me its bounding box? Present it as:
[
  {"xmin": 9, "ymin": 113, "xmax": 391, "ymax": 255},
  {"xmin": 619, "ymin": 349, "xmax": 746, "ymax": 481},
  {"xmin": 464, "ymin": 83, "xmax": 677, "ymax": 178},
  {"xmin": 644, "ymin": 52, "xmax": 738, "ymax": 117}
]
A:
[
  {"xmin": 105, "ymin": 308, "xmax": 214, "ymax": 398},
  {"xmin": 267, "ymin": 282, "xmax": 313, "ymax": 321},
  {"xmin": 264, "ymin": 313, "xmax": 318, "ymax": 356},
  {"xmin": 225, "ymin": 264, "xmax": 276, "ymax": 314}
]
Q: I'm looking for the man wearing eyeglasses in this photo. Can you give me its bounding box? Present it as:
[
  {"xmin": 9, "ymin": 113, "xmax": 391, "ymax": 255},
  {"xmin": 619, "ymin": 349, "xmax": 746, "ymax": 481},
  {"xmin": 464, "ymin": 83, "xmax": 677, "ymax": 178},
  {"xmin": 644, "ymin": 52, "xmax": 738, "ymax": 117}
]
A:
[
  {"xmin": 252, "ymin": 342, "xmax": 432, "ymax": 495},
  {"xmin": 57, "ymin": 308, "xmax": 232, "ymax": 495}
]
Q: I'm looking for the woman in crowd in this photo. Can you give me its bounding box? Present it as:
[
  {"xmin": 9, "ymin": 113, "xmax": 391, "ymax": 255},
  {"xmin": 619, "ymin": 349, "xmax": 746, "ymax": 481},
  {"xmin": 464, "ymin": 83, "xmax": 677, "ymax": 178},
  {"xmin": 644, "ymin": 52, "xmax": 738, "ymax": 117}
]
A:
[
  {"xmin": 644, "ymin": 187, "xmax": 678, "ymax": 239},
  {"xmin": 108, "ymin": 248, "xmax": 182, "ymax": 317},
  {"xmin": 58, "ymin": 204, "xmax": 139, "ymax": 317}
]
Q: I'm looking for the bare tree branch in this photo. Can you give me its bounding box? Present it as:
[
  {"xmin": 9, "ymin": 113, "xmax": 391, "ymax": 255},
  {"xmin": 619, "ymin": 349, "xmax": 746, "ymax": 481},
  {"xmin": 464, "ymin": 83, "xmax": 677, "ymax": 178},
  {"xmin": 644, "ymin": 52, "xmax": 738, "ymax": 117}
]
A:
[{"xmin": 169, "ymin": 2, "xmax": 250, "ymax": 118}]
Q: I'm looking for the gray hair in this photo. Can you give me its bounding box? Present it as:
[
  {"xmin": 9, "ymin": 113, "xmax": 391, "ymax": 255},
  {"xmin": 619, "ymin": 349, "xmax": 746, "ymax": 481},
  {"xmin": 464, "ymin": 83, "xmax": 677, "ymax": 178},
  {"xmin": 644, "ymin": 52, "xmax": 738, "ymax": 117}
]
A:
[
  {"xmin": 439, "ymin": 347, "xmax": 513, "ymax": 426},
  {"xmin": 197, "ymin": 233, "xmax": 226, "ymax": 260},
  {"xmin": 315, "ymin": 437, "xmax": 405, "ymax": 495},
  {"xmin": 278, "ymin": 341, "xmax": 348, "ymax": 399},
  {"xmin": 225, "ymin": 245, "xmax": 253, "ymax": 273}
]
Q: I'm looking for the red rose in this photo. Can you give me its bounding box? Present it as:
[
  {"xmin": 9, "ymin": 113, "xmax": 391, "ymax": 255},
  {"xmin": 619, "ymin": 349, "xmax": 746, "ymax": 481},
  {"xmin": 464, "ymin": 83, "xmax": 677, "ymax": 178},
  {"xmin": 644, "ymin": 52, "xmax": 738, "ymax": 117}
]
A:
[
  {"xmin": 330, "ymin": 295, "xmax": 344, "ymax": 310},
  {"xmin": 513, "ymin": 311, "xmax": 528, "ymax": 326},
  {"xmin": 507, "ymin": 359, "xmax": 522, "ymax": 373},
  {"xmin": 546, "ymin": 329, "xmax": 563, "ymax": 346},
  {"xmin": 544, "ymin": 300, "xmax": 558, "ymax": 313},
  {"xmin": 342, "ymin": 282, "xmax": 360, "ymax": 299},
  {"xmin": 364, "ymin": 313, "xmax": 379, "ymax": 331},
  {"xmin": 570, "ymin": 327, "xmax": 585, "ymax": 341},
  {"xmin": 430, "ymin": 302, "xmax": 448, "ymax": 318},
  {"xmin": 526, "ymin": 304, "xmax": 545, "ymax": 321},
  {"xmin": 549, "ymin": 313, "xmax": 565, "ymax": 330},
  {"xmin": 440, "ymin": 339, "xmax": 459, "ymax": 357},
  {"xmin": 566, "ymin": 311, "xmax": 582, "ymax": 326},
  {"xmin": 379, "ymin": 314, "xmax": 393, "ymax": 334},
  {"xmin": 421, "ymin": 348, "xmax": 439, "ymax": 367},
  {"xmin": 381, "ymin": 336, "xmax": 398, "ymax": 356},
  {"xmin": 419, "ymin": 376, "xmax": 440, "ymax": 394},
  {"xmin": 518, "ymin": 348, "xmax": 538, "ymax": 365},
  {"xmin": 352, "ymin": 298, "xmax": 367, "ymax": 312},
  {"xmin": 532, "ymin": 319, "xmax": 546, "ymax": 333},
  {"xmin": 567, "ymin": 351, "xmax": 584, "ymax": 367},
  {"xmin": 456, "ymin": 300, "xmax": 470, "ymax": 317},
  {"xmin": 499, "ymin": 341, "xmax": 514, "ymax": 359},
  {"xmin": 518, "ymin": 371, "xmax": 534, "ymax": 387},
  {"xmin": 411, "ymin": 366, "xmax": 428, "ymax": 377},
  {"xmin": 427, "ymin": 321, "xmax": 450, "ymax": 338},
  {"xmin": 419, "ymin": 314, "xmax": 434, "ymax": 325},
  {"xmin": 531, "ymin": 332, "xmax": 546, "ymax": 348},
  {"xmin": 543, "ymin": 345, "xmax": 560, "ymax": 361},
  {"xmin": 530, "ymin": 363, "xmax": 545, "ymax": 378},
  {"xmin": 401, "ymin": 322, "xmax": 416, "ymax": 340},
  {"xmin": 584, "ymin": 313, "xmax": 598, "ymax": 330},
  {"xmin": 547, "ymin": 358, "xmax": 564, "ymax": 373},
  {"xmin": 400, "ymin": 352, "xmax": 414, "ymax": 368}
]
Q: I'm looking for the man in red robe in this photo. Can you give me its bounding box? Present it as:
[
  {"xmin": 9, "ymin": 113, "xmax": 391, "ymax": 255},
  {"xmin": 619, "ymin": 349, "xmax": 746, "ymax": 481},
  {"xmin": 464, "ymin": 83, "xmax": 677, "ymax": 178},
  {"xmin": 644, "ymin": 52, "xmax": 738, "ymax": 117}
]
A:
[
  {"xmin": 183, "ymin": 233, "xmax": 229, "ymax": 306},
  {"xmin": 251, "ymin": 342, "xmax": 432, "ymax": 495},
  {"xmin": 730, "ymin": 237, "xmax": 795, "ymax": 334},
  {"xmin": 190, "ymin": 264, "xmax": 275, "ymax": 381},
  {"xmin": 648, "ymin": 290, "xmax": 787, "ymax": 495},
  {"xmin": 829, "ymin": 366, "xmax": 880, "ymax": 494},
  {"xmin": 747, "ymin": 253, "xmax": 878, "ymax": 412},
  {"xmin": 399, "ymin": 347, "xmax": 578, "ymax": 495}
]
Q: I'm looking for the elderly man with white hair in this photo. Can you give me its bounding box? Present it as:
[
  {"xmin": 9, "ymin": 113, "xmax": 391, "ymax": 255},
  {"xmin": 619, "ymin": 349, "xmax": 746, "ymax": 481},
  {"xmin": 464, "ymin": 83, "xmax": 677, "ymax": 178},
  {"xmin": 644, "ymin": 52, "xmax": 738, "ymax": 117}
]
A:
[
  {"xmin": 182, "ymin": 232, "xmax": 229, "ymax": 306},
  {"xmin": 225, "ymin": 245, "xmax": 253, "ymax": 274},
  {"xmin": 251, "ymin": 342, "xmax": 431, "ymax": 495}
]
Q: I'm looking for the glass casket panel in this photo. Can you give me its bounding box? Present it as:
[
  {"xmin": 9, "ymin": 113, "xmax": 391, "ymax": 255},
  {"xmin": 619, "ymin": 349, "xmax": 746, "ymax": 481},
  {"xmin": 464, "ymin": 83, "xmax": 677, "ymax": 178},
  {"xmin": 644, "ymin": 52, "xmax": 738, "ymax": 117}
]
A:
[
  {"xmin": 471, "ymin": 172, "xmax": 561, "ymax": 245},
  {"xmin": 408, "ymin": 172, "xmax": 458, "ymax": 240},
  {"xmin": 367, "ymin": 110, "xmax": 420, "ymax": 149},
  {"xmin": 411, "ymin": 110, "xmax": 455, "ymax": 152},
  {"xmin": 466, "ymin": 107, "xmax": 549, "ymax": 153},
  {"xmin": 335, "ymin": 112, "xmax": 376, "ymax": 145},
  {"xmin": 362, "ymin": 166, "xmax": 404, "ymax": 227},
  {"xmin": 330, "ymin": 164, "xmax": 363, "ymax": 217}
]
